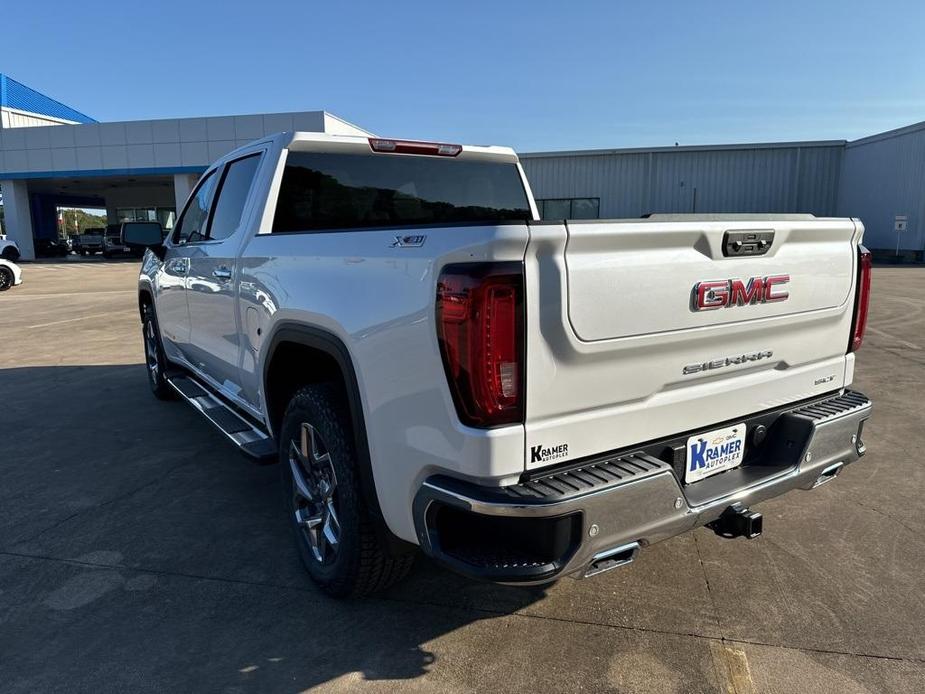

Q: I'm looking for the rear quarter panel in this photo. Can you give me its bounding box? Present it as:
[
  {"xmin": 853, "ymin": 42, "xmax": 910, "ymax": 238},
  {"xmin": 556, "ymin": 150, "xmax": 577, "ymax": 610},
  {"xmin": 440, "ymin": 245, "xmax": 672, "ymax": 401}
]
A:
[{"xmin": 239, "ymin": 224, "xmax": 530, "ymax": 543}]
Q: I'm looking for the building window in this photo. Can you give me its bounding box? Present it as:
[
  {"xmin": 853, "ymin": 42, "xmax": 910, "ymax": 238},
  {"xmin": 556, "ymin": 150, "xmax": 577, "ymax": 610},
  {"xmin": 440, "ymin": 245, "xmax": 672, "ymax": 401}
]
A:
[
  {"xmin": 116, "ymin": 207, "xmax": 177, "ymax": 230},
  {"xmin": 536, "ymin": 197, "xmax": 600, "ymax": 220}
]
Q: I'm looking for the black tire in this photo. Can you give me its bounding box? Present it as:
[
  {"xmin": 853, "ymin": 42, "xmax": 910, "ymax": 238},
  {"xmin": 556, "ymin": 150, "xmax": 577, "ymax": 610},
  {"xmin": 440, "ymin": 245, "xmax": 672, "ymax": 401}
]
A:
[
  {"xmin": 1, "ymin": 247, "xmax": 19, "ymax": 262},
  {"xmin": 0, "ymin": 266, "xmax": 13, "ymax": 291},
  {"xmin": 280, "ymin": 384, "xmax": 414, "ymax": 597},
  {"xmin": 142, "ymin": 304, "xmax": 174, "ymax": 400}
]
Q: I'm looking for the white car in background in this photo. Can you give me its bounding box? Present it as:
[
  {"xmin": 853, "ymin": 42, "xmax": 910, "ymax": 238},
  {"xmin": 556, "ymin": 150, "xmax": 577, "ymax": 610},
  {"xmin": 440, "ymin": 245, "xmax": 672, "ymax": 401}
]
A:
[
  {"xmin": 0, "ymin": 258, "xmax": 22, "ymax": 291},
  {"xmin": 0, "ymin": 236, "xmax": 21, "ymax": 262}
]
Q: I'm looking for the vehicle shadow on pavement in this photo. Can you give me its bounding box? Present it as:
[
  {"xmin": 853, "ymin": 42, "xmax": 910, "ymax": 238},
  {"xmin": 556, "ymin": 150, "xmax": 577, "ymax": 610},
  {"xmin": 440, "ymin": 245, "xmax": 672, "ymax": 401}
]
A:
[
  {"xmin": 0, "ymin": 363, "xmax": 550, "ymax": 690},
  {"xmin": 3, "ymin": 364, "xmax": 925, "ymax": 692}
]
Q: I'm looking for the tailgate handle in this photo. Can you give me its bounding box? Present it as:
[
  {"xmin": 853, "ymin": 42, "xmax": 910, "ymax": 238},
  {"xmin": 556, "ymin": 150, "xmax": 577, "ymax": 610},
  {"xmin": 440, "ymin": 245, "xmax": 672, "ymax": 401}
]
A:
[{"xmin": 723, "ymin": 231, "xmax": 774, "ymax": 257}]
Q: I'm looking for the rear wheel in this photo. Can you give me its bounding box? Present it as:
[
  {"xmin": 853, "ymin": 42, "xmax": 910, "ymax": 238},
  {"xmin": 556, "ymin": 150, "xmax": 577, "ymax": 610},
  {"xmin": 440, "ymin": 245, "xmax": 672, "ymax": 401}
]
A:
[
  {"xmin": 0, "ymin": 267, "xmax": 13, "ymax": 291},
  {"xmin": 1, "ymin": 247, "xmax": 19, "ymax": 262},
  {"xmin": 142, "ymin": 304, "xmax": 173, "ymax": 400},
  {"xmin": 280, "ymin": 384, "xmax": 413, "ymax": 597}
]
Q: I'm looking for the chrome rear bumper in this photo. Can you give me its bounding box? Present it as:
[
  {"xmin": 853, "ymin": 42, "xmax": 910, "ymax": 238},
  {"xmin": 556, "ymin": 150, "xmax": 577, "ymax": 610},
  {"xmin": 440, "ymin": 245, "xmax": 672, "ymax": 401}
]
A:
[{"xmin": 413, "ymin": 390, "xmax": 872, "ymax": 584}]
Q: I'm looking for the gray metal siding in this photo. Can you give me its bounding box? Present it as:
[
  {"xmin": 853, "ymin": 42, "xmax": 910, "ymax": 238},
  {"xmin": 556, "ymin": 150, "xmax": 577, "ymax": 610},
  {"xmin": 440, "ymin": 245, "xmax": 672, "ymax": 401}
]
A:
[
  {"xmin": 522, "ymin": 152, "xmax": 648, "ymax": 219},
  {"xmin": 798, "ymin": 144, "xmax": 843, "ymax": 215},
  {"xmin": 837, "ymin": 125, "xmax": 925, "ymax": 252},
  {"xmin": 522, "ymin": 144, "xmax": 843, "ymax": 220}
]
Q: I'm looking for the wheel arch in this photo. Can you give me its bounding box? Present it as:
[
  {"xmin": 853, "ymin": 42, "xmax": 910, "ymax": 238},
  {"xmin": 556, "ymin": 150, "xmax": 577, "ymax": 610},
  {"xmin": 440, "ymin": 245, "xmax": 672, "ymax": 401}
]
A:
[
  {"xmin": 262, "ymin": 323, "xmax": 408, "ymax": 551},
  {"xmin": 137, "ymin": 285, "xmax": 154, "ymax": 320},
  {"xmin": 262, "ymin": 324, "xmax": 362, "ymax": 438},
  {"xmin": 1, "ymin": 245, "xmax": 21, "ymax": 262}
]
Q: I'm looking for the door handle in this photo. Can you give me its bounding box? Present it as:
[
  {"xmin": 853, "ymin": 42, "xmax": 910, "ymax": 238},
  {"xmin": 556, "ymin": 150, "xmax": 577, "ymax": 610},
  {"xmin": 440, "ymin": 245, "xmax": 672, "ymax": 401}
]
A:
[{"xmin": 212, "ymin": 267, "xmax": 232, "ymax": 281}]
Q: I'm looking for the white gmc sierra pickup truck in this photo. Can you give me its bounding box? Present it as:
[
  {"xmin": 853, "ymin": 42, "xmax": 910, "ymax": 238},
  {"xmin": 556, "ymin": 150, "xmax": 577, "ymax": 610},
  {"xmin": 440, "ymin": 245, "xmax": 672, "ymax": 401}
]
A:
[{"xmin": 128, "ymin": 132, "xmax": 873, "ymax": 597}]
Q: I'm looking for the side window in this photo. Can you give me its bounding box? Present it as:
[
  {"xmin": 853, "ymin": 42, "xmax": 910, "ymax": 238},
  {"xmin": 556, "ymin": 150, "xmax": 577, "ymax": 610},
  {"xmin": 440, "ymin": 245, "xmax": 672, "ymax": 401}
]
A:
[
  {"xmin": 172, "ymin": 171, "xmax": 217, "ymax": 244},
  {"xmin": 538, "ymin": 199, "xmax": 570, "ymax": 220},
  {"xmin": 570, "ymin": 198, "xmax": 600, "ymax": 219},
  {"xmin": 207, "ymin": 154, "xmax": 262, "ymax": 241},
  {"xmin": 536, "ymin": 197, "xmax": 600, "ymax": 220}
]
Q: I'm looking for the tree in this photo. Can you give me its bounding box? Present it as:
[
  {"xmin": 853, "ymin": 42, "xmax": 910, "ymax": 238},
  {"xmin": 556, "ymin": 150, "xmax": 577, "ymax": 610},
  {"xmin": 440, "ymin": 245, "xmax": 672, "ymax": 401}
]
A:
[{"xmin": 58, "ymin": 208, "xmax": 107, "ymax": 236}]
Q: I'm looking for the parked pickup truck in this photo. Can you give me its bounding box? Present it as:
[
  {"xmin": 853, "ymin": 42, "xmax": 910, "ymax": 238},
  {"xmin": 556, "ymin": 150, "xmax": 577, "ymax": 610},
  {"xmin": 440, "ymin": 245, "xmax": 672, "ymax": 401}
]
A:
[
  {"xmin": 74, "ymin": 228, "xmax": 105, "ymax": 256},
  {"xmin": 102, "ymin": 224, "xmax": 128, "ymax": 258},
  {"xmin": 127, "ymin": 132, "xmax": 873, "ymax": 597},
  {"xmin": 104, "ymin": 222, "xmax": 162, "ymax": 258}
]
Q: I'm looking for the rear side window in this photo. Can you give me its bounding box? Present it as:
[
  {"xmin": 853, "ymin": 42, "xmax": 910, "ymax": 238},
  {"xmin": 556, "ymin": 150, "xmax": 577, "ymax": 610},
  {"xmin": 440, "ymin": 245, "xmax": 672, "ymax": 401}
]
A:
[
  {"xmin": 208, "ymin": 154, "xmax": 261, "ymax": 241},
  {"xmin": 272, "ymin": 152, "xmax": 531, "ymax": 233}
]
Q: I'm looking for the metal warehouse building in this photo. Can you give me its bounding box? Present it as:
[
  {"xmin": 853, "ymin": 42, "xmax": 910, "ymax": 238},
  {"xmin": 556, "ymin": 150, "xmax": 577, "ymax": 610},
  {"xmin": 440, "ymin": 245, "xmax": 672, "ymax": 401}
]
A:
[
  {"xmin": 837, "ymin": 122, "xmax": 925, "ymax": 258},
  {"xmin": 521, "ymin": 121, "xmax": 925, "ymax": 261},
  {"xmin": 521, "ymin": 140, "xmax": 844, "ymax": 220},
  {"xmin": 1, "ymin": 72, "xmax": 924, "ymax": 261}
]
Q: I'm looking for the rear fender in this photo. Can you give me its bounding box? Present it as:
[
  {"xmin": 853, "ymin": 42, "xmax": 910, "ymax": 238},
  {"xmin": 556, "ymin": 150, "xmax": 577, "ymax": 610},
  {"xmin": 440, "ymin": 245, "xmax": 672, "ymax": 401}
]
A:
[{"xmin": 262, "ymin": 322, "xmax": 413, "ymax": 554}]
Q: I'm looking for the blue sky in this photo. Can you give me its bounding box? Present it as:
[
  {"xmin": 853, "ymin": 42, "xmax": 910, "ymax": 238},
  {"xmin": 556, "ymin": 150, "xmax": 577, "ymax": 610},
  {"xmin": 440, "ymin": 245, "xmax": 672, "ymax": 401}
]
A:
[{"xmin": 4, "ymin": 0, "xmax": 924, "ymax": 151}]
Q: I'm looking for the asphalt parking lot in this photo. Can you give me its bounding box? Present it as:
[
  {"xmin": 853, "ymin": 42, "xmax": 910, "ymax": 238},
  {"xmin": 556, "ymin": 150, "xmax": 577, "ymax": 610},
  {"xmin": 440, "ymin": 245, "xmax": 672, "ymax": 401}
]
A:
[{"xmin": 1, "ymin": 262, "xmax": 923, "ymax": 693}]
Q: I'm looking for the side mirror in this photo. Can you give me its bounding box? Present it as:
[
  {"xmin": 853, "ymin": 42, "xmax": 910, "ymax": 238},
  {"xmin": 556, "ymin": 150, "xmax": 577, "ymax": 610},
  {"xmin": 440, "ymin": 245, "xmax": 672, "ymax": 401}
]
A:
[{"xmin": 123, "ymin": 222, "xmax": 166, "ymax": 259}]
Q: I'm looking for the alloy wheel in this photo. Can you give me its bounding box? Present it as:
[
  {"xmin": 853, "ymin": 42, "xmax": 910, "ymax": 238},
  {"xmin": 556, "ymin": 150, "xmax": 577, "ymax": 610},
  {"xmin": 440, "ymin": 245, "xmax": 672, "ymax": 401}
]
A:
[
  {"xmin": 144, "ymin": 318, "xmax": 160, "ymax": 383},
  {"xmin": 289, "ymin": 422, "xmax": 341, "ymax": 564}
]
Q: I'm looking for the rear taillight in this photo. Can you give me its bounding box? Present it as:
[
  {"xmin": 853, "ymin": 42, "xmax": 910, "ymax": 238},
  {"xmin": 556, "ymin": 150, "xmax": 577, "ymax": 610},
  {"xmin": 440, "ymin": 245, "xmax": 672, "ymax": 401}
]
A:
[
  {"xmin": 369, "ymin": 138, "xmax": 462, "ymax": 157},
  {"xmin": 436, "ymin": 263, "xmax": 525, "ymax": 427},
  {"xmin": 849, "ymin": 246, "xmax": 872, "ymax": 353}
]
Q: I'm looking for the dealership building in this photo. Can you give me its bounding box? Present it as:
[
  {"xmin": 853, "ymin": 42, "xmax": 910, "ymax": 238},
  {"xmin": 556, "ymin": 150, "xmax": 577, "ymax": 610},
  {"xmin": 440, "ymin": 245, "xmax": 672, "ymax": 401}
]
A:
[{"xmin": 1, "ymin": 73, "xmax": 924, "ymax": 261}]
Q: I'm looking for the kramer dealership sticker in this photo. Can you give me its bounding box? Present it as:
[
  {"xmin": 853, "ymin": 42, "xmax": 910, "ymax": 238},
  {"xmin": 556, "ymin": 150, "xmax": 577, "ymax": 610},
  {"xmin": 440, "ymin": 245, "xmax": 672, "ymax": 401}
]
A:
[{"xmin": 530, "ymin": 443, "xmax": 569, "ymax": 464}]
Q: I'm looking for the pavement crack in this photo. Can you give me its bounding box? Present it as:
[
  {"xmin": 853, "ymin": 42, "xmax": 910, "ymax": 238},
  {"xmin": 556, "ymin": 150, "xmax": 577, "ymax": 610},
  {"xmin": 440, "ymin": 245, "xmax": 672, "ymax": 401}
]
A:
[
  {"xmin": 692, "ymin": 531, "xmax": 732, "ymax": 690},
  {"xmin": 693, "ymin": 531, "xmax": 723, "ymax": 633},
  {"xmin": 3, "ymin": 549, "xmax": 924, "ymax": 666},
  {"xmin": 385, "ymin": 592, "xmax": 925, "ymax": 666},
  {"xmin": 2, "ymin": 455, "xmax": 200, "ymax": 552},
  {"xmin": 0, "ymin": 548, "xmax": 314, "ymax": 594},
  {"xmin": 715, "ymin": 634, "xmax": 920, "ymax": 665},
  {"xmin": 866, "ymin": 342, "xmax": 925, "ymax": 368},
  {"xmin": 848, "ymin": 496, "xmax": 921, "ymax": 538}
]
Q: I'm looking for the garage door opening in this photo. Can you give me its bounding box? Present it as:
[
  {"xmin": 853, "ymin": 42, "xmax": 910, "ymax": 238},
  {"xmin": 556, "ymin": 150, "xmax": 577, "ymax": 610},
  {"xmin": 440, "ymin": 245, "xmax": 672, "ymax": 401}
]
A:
[{"xmin": 46, "ymin": 206, "xmax": 107, "ymax": 258}]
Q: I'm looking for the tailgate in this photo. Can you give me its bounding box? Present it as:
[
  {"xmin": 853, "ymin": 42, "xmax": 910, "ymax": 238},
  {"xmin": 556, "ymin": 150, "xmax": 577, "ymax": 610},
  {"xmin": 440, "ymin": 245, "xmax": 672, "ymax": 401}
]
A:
[{"xmin": 523, "ymin": 216, "xmax": 862, "ymax": 469}]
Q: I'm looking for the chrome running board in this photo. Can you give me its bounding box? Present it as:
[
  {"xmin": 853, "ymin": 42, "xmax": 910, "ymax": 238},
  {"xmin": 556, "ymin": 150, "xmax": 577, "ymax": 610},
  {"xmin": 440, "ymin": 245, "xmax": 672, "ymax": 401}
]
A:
[{"xmin": 167, "ymin": 375, "xmax": 276, "ymax": 463}]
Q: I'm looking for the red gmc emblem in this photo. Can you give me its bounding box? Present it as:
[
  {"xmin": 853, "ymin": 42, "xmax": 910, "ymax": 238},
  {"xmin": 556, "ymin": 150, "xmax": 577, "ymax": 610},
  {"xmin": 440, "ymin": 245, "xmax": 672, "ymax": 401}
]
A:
[{"xmin": 692, "ymin": 275, "xmax": 790, "ymax": 311}]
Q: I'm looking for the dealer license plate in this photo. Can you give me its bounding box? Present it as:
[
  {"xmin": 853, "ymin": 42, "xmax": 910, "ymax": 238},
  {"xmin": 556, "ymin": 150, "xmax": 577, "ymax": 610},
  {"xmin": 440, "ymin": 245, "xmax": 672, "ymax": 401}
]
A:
[{"xmin": 685, "ymin": 423, "xmax": 746, "ymax": 484}]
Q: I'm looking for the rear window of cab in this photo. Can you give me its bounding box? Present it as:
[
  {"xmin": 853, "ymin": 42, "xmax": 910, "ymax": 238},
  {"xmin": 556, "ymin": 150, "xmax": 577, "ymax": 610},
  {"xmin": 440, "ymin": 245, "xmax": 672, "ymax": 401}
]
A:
[{"xmin": 272, "ymin": 152, "xmax": 532, "ymax": 233}]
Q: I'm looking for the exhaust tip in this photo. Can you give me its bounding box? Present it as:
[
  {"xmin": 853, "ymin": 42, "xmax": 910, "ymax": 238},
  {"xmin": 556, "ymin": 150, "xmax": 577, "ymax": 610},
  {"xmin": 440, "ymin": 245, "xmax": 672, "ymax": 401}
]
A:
[
  {"xmin": 584, "ymin": 541, "xmax": 640, "ymax": 578},
  {"xmin": 813, "ymin": 462, "xmax": 844, "ymax": 488}
]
